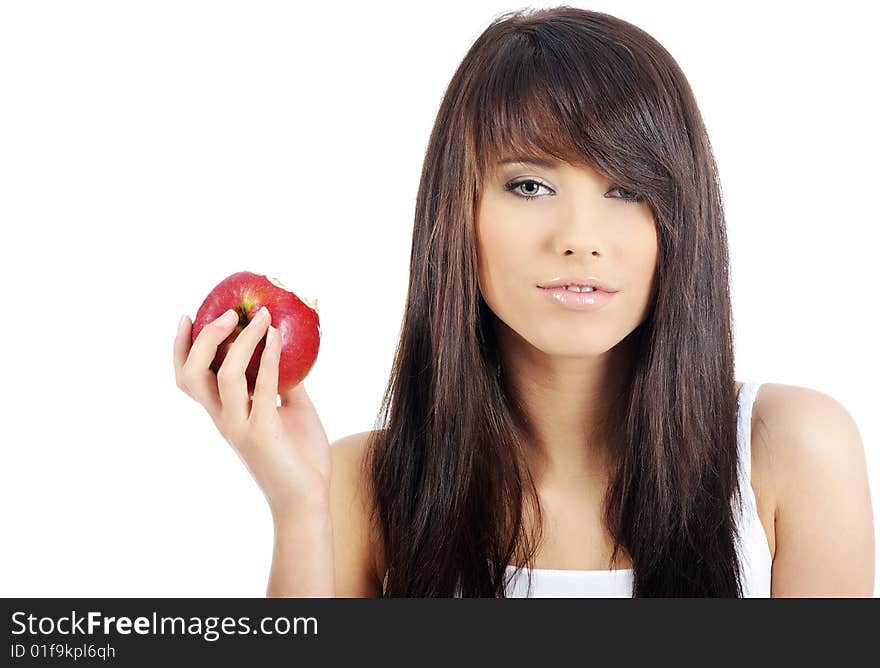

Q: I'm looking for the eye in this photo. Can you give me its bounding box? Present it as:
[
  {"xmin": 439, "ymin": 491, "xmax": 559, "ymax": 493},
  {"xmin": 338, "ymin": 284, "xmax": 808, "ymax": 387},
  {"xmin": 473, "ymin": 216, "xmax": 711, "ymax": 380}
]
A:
[
  {"xmin": 504, "ymin": 179, "xmax": 553, "ymax": 201},
  {"xmin": 503, "ymin": 179, "xmax": 645, "ymax": 204},
  {"xmin": 607, "ymin": 186, "xmax": 644, "ymax": 204}
]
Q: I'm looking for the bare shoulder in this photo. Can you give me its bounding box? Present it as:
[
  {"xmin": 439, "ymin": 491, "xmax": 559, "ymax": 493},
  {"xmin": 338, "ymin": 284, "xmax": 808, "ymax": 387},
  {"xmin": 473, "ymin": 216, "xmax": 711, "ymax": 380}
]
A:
[
  {"xmin": 329, "ymin": 430, "xmax": 383, "ymax": 597},
  {"xmin": 751, "ymin": 383, "xmax": 866, "ymax": 480},
  {"xmin": 751, "ymin": 382, "xmax": 875, "ymax": 596}
]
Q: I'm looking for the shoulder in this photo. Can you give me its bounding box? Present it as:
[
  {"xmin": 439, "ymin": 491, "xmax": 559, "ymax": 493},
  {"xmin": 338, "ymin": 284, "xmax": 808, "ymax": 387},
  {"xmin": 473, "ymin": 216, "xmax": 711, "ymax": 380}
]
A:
[
  {"xmin": 328, "ymin": 430, "xmax": 383, "ymax": 597},
  {"xmin": 751, "ymin": 383, "xmax": 865, "ymax": 472},
  {"xmin": 751, "ymin": 382, "xmax": 867, "ymax": 501},
  {"xmin": 330, "ymin": 429, "xmax": 374, "ymax": 474},
  {"xmin": 751, "ymin": 383, "xmax": 875, "ymax": 595}
]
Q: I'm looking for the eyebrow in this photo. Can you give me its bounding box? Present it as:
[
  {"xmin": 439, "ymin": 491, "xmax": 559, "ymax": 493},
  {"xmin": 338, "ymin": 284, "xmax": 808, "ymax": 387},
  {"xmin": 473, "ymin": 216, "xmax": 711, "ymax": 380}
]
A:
[{"xmin": 496, "ymin": 156, "xmax": 561, "ymax": 168}]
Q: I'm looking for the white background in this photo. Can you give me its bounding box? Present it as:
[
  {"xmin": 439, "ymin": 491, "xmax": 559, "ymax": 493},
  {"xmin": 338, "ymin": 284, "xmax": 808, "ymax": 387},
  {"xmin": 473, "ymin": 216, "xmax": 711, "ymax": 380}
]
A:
[{"xmin": 1, "ymin": 1, "xmax": 877, "ymax": 597}]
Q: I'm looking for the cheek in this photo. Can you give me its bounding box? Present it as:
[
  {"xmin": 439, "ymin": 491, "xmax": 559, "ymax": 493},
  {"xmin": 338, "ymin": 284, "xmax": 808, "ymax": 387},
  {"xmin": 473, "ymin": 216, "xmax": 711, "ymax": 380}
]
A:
[
  {"xmin": 632, "ymin": 227, "xmax": 659, "ymax": 279},
  {"xmin": 646, "ymin": 227, "xmax": 660, "ymax": 280},
  {"xmin": 476, "ymin": 217, "xmax": 531, "ymax": 301},
  {"xmin": 623, "ymin": 225, "xmax": 660, "ymax": 310}
]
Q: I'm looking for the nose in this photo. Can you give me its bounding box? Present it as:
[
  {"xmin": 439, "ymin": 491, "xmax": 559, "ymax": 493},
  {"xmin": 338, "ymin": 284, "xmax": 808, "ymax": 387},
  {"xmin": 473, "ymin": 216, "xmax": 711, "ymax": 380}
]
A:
[
  {"xmin": 563, "ymin": 247, "xmax": 601, "ymax": 257},
  {"xmin": 554, "ymin": 204, "xmax": 604, "ymax": 258}
]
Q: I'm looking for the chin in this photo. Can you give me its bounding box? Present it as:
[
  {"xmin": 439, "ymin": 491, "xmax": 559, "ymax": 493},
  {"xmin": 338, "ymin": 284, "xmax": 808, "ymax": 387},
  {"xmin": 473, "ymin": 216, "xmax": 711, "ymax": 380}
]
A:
[{"xmin": 517, "ymin": 328, "xmax": 619, "ymax": 359}]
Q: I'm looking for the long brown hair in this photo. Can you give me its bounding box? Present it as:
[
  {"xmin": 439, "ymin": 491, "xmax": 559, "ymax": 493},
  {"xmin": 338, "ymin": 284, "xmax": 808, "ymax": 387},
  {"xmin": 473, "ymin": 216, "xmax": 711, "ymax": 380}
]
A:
[{"xmin": 364, "ymin": 6, "xmax": 746, "ymax": 596}]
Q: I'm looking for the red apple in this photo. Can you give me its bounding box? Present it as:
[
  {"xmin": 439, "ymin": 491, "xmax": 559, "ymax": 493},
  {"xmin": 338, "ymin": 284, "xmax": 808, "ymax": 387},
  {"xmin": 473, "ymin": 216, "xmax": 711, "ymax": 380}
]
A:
[{"xmin": 191, "ymin": 271, "xmax": 320, "ymax": 396}]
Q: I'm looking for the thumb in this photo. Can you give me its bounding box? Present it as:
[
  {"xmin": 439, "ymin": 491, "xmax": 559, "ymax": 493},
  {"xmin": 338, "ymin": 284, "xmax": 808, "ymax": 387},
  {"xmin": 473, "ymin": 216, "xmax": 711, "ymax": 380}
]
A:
[
  {"xmin": 279, "ymin": 381, "xmax": 329, "ymax": 448},
  {"xmin": 280, "ymin": 381, "xmax": 313, "ymax": 409}
]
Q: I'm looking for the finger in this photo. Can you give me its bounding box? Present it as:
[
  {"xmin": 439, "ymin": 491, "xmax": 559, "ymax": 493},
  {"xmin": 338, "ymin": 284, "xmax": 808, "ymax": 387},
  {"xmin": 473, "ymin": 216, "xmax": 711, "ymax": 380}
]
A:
[
  {"xmin": 183, "ymin": 308, "xmax": 239, "ymax": 415},
  {"xmin": 250, "ymin": 324, "xmax": 281, "ymax": 425},
  {"xmin": 173, "ymin": 314, "xmax": 192, "ymax": 388},
  {"xmin": 217, "ymin": 305, "xmax": 271, "ymax": 425}
]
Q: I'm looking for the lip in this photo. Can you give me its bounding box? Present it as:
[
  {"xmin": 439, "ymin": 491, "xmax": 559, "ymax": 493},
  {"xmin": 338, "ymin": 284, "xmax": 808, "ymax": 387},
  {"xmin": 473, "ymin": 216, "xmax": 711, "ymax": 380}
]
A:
[
  {"xmin": 536, "ymin": 276, "xmax": 619, "ymax": 293},
  {"xmin": 537, "ymin": 285, "xmax": 616, "ymax": 311}
]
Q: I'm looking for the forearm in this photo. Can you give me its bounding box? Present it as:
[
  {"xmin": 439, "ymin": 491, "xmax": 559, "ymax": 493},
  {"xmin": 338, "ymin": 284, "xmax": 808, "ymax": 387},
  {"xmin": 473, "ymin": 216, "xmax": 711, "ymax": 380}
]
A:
[{"xmin": 267, "ymin": 510, "xmax": 335, "ymax": 597}]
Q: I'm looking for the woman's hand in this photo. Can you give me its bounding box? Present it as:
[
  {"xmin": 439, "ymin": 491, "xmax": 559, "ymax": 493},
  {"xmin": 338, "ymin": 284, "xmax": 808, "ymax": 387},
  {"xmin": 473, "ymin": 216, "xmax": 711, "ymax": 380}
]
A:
[{"xmin": 173, "ymin": 306, "xmax": 332, "ymax": 520}]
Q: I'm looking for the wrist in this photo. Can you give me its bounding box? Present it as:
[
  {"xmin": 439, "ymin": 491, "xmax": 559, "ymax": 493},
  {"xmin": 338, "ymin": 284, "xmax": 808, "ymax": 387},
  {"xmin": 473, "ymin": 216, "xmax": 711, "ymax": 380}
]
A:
[{"xmin": 271, "ymin": 496, "xmax": 331, "ymax": 531}]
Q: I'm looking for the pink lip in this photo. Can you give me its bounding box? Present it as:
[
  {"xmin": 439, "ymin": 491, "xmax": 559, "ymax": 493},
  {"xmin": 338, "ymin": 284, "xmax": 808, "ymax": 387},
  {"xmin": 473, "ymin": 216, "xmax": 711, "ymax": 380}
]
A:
[{"xmin": 538, "ymin": 286, "xmax": 616, "ymax": 311}]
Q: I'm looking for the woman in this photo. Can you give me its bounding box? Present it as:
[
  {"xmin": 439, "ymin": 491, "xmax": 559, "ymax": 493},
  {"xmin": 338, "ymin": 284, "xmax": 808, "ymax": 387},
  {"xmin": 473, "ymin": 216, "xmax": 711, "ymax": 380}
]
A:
[{"xmin": 172, "ymin": 6, "xmax": 874, "ymax": 597}]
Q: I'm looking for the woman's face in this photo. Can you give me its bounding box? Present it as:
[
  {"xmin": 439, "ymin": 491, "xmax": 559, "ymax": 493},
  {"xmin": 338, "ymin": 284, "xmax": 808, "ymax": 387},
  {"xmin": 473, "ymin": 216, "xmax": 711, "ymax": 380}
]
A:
[{"xmin": 475, "ymin": 157, "xmax": 659, "ymax": 358}]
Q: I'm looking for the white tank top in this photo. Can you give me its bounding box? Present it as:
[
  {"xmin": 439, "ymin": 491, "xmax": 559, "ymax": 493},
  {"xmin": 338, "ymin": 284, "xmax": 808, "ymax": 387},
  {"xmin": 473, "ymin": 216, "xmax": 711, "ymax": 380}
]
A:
[{"xmin": 382, "ymin": 381, "xmax": 774, "ymax": 597}]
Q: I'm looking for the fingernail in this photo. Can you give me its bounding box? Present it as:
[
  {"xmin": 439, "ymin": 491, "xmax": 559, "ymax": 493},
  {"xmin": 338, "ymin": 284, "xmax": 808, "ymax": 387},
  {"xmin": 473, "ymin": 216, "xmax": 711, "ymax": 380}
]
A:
[
  {"xmin": 267, "ymin": 325, "xmax": 277, "ymax": 346},
  {"xmin": 214, "ymin": 309, "xmax": 237, "ymax": 326},
  {"xmin": 177, "ymin": 314, "xmax": 188, "ymax": 333},
  {"xmin": 252, "ymin": 306, "xmax": 269, "ymax": 324}
]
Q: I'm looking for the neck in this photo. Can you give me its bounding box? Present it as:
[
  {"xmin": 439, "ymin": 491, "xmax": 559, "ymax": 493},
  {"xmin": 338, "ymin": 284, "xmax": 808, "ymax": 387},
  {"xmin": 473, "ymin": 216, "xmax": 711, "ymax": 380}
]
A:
[{"xmin": 495, "ymin": 322, "xmax": 636, "ymax": 491}]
